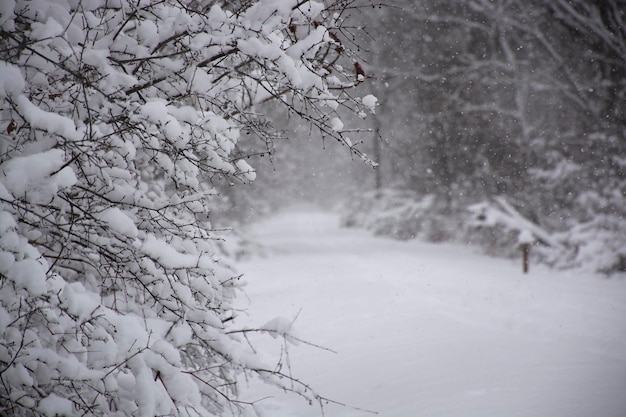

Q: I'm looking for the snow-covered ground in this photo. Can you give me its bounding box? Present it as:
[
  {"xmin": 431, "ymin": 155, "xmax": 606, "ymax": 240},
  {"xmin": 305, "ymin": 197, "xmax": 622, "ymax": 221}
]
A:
[{"xmin": 235, "ymin": 206, "xmax": 626, "ymax": 417}]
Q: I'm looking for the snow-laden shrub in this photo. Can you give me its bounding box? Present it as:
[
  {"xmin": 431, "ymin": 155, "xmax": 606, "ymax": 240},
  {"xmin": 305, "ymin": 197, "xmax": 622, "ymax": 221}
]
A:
[
  {"xmin": 340, "ymin": 189, "xmax": 463, "ymax": 242},
  {"xmin": 539, "ymin": 215, "xmax": 626, "ymax": 274},
  {"xmin": 466, "ymin": 196, "xmax": 558, "ymax": 258},
  {"xmin": 0, "ymin": 1, "xmax": 377, "ymax": 415},
  {"xmin": 342, "ymin": 189, "xmax": 626, "ymax": 276},
  {"xmin": 466, "ymin": 198, "xmax": 626, "ymax": 274}
]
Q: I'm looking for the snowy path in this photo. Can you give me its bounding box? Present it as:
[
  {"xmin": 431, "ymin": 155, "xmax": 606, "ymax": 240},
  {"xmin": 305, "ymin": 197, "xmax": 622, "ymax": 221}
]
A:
[{"xmin": 235, "ymin": 206, "xmax": 626, "ymax": 417}]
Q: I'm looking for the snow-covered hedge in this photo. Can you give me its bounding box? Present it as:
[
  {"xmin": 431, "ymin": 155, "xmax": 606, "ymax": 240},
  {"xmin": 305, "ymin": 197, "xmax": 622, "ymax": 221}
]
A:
[
  {"xmin": 341, "ymin": 189, "xmax": 626, "ymax": 275},
  {"xmin": 542, "ymin": 215, "xmax": 626, "ymax": 274},
  {"xmin": 340, "ymin": 189, "xmax": 463, "ymax": 242}
]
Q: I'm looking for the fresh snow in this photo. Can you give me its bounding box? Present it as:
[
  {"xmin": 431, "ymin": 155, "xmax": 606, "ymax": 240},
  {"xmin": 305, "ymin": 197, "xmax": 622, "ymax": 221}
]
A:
[
  {"xmin": 97, "ymin": 207, "xmax": 138, "ymax": 237},
  {"xmin": 331, "ymin": 117, "xmax": 344, "ymax": 132},
  {"xmin": 0, "ymin": 149, "xmax": 77, "ymax": 202},
  {"xmin": 236, "ymin": 206, "xmax": 626, "ymax": 417},
  {"xmin": 361, "ymin": 94, "xmax": 378, "ymax": 113}
]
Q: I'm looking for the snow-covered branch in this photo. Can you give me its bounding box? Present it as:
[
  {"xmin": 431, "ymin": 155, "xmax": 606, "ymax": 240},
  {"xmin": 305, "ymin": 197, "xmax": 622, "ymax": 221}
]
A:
[{"xmin": 0, "ymin": 0, "xmax": 378, "ymax": 415}]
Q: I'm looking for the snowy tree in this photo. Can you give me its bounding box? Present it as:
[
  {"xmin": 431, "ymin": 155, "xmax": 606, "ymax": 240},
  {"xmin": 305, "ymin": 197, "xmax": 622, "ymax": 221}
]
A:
[
  {"xmin": 0, "ymin": 0, "xmax": 378, "ymax": 415},
  {"xmin": 531, "ymin": 0, "xmax": 626, "ymax": 272},
  {"xmin": 343, "ymin": 0, "xmax": 625, "ymax": 272}
]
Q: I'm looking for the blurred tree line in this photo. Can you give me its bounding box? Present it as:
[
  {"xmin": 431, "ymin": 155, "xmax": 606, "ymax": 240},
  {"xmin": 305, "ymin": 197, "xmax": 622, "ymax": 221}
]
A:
[
  {"xmin": 224, "ymin": 0, "xmax": 625, "ymax": 273},
  {"xmin": 339, "ymin": 0, "xmax": 625, "ymax": 273},
  {"xmin": 367, "ymin": 0, "xmax": 624, "ymax": 208}
]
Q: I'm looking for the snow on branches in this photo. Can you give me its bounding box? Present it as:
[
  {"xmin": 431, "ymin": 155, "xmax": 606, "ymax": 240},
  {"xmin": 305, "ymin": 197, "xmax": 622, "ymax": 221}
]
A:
[{"xmin": 0, "ymin": 0, "xmax": 377, "ymax": 415}]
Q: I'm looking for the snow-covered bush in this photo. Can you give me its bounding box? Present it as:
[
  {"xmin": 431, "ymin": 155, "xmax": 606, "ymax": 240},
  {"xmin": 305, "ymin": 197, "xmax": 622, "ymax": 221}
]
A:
[
  {"xmin": 540, "ymin": 215, "xmax": 626, "ymax": 275},
  {"xmin": 340, "ymin": 189, "xmax": 463, "ymax": 242},
  {"xmin": 468, "ymin": 199, "xmax": 626, "ymax": 274},
  {"xmin": 0, "ymin": 1, "xmax": 376, "ymax": 415},
  {"xmin": 342, "ymin": 189, "xmax": 626, "ymax": 275},
  {"xmin": 466, "ymin": 196, "xmax": 559, "ymax": 258}
]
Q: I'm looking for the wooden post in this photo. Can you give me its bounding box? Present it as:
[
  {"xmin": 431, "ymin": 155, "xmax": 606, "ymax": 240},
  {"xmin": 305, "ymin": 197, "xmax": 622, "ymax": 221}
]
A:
[
  {"xmin": 521, "ymin": 243, "xmax": 530, "ymax": 274},
  {"xmin": 518, "ymin": 229, "xmax": 533, "ymax": 274}
]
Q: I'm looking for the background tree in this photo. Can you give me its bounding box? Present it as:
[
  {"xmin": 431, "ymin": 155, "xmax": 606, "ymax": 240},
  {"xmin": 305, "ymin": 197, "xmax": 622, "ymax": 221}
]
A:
[
  {"xmin": 0, "ymin": 0, "xmax": 378, "ymax": 415},
  {"xmin": 343, "ymin": 0, "xmax": 625, "ymax": 272}
]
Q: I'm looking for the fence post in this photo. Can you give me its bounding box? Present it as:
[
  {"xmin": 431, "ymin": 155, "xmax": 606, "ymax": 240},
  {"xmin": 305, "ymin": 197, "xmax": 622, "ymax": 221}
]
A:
[
  {"xmin": 521, "ymin": 243, "xmax": 530, "ymax": 274},
  {"xmin": 518, "ymin": 229, "xmax": 533, "ymax": 274}
]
